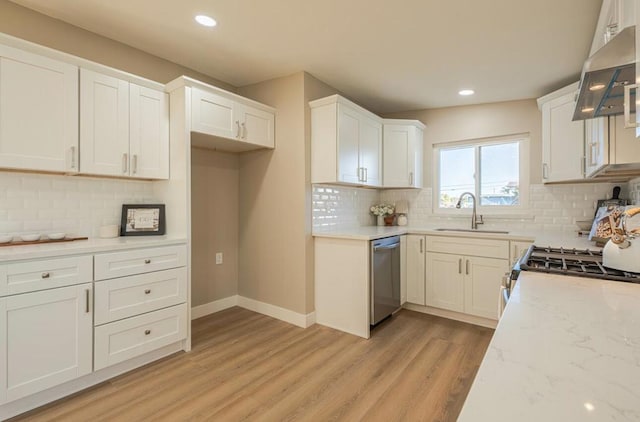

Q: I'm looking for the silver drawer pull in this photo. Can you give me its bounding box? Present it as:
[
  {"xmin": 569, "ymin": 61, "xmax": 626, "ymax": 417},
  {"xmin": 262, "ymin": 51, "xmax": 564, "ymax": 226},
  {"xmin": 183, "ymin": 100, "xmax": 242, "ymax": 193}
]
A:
[
  {"xmin": 144, "ymin": 289, "xmax": 151, "ymax": 294},
  {"xmin": 145, "ymin": 329, "xmax": 151, "ymax": 335},
  {"xmin": 41, "ymin": 272, "xmax": 50, "ymax": 279},
  {"xmin": 144, "ymin": 259, "xmax": 151, "ymax": 264}
]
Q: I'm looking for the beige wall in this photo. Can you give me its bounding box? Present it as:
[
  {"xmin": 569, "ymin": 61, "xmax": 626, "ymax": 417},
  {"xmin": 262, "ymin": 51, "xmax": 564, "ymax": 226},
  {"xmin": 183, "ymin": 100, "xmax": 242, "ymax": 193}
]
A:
[
  {"xmin": 385, "ymin": 99, "xmax": 543, "ymax": 186},
  {"xmin": 0, "ymin": 0, "xmax": 234, "ymax": 90},
  {"xmin": 237, "ymin": 72, "xmax": 309, "ymax": 314},
  {"xmin": 190, "ymin": 148, "xmax": 239, "ymax": 307}
]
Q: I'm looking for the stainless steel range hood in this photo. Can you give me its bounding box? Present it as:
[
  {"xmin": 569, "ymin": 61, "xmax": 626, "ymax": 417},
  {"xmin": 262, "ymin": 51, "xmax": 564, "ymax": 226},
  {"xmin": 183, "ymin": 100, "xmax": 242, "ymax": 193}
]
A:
[{"xmin": 573, "ymin": 25, "xmax": 636, "ymax": 121}]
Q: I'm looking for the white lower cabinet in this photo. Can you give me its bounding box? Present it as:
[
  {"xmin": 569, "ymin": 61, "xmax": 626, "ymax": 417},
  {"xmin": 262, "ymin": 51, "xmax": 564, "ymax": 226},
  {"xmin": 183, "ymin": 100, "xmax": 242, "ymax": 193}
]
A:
[
  {"xmin": 0, "ymin": 283, "xmax": 93, "ymax": 404},
  {"xmin": 425, "ymin": 252, "xmax": 465, "ymax": 312},
  {"xmin": 406, "ymin": 235, "xmax": 509, "ymax": 321},
  {"xmin": 94, "ymin": 303, "xmax": 187, "ymax": 371},
  {"xmin": 406, "ymin": 235, "xmax": 426, "ymax": 305}
]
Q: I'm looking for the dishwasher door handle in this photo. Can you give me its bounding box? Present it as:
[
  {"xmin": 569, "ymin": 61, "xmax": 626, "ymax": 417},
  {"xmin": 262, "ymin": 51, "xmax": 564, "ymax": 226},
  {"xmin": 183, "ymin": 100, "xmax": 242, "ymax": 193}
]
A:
[{"xmin": 373, "ymin": 242, "xmax": 400, "ymax": 251}]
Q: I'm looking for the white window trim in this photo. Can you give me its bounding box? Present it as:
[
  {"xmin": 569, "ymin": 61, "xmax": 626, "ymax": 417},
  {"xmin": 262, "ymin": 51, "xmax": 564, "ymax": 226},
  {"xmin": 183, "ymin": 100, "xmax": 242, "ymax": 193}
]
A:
[{"xmin": 433, "ymin": 134, "xmax": 530, "ymax": 216}]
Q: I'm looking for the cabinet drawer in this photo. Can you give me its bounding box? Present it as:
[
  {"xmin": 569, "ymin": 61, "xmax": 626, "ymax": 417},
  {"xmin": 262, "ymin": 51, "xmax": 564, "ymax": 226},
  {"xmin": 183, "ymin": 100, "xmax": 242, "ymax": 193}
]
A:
[
  {"xmin": 94, "ymin": 303, "xmax": 187, "ymax": 370},
  {"xmin": 0, "ymin": 255, "xmax": 93, "ymax": 297},
  {"xmin": 94, "ymin": 267, "xmax": 187, "ymax": 325},
  {"xmin": 94, "ymin": 245, "xmax": 187, "ymax": 280},
  {"xmin": 426, "ymin": 236, "xmax": 508, "ymax": 259}
]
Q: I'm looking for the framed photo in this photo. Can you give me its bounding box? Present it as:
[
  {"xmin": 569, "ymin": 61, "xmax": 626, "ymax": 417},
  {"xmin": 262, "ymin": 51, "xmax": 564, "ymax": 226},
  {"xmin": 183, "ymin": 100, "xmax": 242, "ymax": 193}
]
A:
[{"xmin": 120, "ymin": 204, "xmax": 166, "ymax": 236}]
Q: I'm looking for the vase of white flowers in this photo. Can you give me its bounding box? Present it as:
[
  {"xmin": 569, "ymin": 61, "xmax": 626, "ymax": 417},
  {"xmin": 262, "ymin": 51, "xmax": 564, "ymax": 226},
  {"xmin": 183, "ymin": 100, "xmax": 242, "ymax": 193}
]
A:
[{"xmin": 370, "ymin": 204, "xmax": 395, "ymax": 226}]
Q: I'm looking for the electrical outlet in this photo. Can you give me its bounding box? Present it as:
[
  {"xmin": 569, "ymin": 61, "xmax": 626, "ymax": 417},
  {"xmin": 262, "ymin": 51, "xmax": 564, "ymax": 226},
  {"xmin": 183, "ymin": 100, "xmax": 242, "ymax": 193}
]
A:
[{"xmin": 215, "ymin": 252, "xmax": 223, "ymax": 265}]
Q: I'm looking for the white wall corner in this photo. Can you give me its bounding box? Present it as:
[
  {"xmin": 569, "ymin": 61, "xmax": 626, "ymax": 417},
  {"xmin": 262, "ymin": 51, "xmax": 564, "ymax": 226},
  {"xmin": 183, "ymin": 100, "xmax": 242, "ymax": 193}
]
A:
[{"xmin": 191, "ymin": 295, "xmax": 238, "ymax": 320}]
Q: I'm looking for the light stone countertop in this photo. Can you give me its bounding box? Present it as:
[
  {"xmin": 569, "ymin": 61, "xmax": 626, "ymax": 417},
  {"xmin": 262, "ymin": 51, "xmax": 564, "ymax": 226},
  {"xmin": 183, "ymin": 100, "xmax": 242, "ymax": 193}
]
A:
[
  {"xmin": 312, "ymin": 225, "xmax": 599, "ymax": 250},
  {"xmin": 458, "ymin": 271, "xmax": 640, "ymax": 421},
  {"xmin": 0, "ymin": 236, "xmax": 188, "ymax": 262}
]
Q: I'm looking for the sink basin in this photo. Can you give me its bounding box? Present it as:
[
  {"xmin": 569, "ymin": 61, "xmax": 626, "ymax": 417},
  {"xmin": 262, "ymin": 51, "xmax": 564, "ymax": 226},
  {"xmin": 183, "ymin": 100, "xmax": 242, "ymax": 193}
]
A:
[{"xmin": 434, "ymin": 228, "xmax": 509, "ymax": 234}]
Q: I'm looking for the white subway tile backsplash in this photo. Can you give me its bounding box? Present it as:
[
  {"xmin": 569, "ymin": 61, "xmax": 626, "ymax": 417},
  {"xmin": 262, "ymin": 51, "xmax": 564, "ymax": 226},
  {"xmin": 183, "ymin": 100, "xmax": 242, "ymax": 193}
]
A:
[
  {"xmin": 312, "ymin": 182, "xmax": 631, "ymax": 234},
  {"xmin": 0, "ymin": 172, "xmax": 155, "ymax": 238}
]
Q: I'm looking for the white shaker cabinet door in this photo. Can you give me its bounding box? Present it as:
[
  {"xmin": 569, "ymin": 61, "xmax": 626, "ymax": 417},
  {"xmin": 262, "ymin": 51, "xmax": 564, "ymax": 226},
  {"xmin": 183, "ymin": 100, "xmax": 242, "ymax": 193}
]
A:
[
  {"xmin": 359, "ymin": 115, "xmax": 383, "ymax": 187},
  {"xmin": 541, "ymin": 91, "xmax": 585, "ymax": 183},
  {"xmin": 0, "ymin": 283, "xmax": 93, "ymax": 404},
  {"xmin": 0, "ymin": 45, "xmax": 78, "ymax": 173},
  {"xmin": 80, "ymin": 69, "xmax": 130, "ymax": 176},
  {"xmin": 337, "ymin": 104, "xmax": 361, "ymax": 184},
  {"xmin": 425, "ymin": 252, "xmax": 464, "ymax": 312},
  {"xmin": 406, "ymin": 235, "xmax": 426, "ymax": 305},
  {"xmin": 236, "ymin": 103, "xmax": 275, "ymax": 148},
  {"xmin": 129, "ymin": 84, "xmax": 169, "ymax": 179},
  {"xmin": 191, "ymin": 88, "xmax": 237, "ymax": 140},
  {"xmin": 383, "ymin": 124, "xmax": 411, "ymax": 187},
  {"xmin": 464, "ymin": 256, "xmax": 508, "ymax": 320}
]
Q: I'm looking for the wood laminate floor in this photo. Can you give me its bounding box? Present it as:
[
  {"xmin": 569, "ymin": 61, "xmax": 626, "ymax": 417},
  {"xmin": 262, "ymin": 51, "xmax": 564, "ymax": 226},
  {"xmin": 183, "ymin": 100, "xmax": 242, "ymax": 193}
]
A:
[{"xmin": 12, "ymin": 308, "xmax": 493, "ymax": 422}]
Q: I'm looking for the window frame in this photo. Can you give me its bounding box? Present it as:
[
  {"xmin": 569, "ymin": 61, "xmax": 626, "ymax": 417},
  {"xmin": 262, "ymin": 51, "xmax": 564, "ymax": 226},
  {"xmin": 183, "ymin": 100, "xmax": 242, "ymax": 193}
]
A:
[{"xmin": 433, "ymin": 134, "xmax": 530, "ymax": 216}]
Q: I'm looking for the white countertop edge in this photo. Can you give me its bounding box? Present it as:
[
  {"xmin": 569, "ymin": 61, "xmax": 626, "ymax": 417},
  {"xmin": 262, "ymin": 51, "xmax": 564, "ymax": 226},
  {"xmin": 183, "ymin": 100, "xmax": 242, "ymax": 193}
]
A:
[
  {"xmin": 312, "ymin": 226, "xmax": 538, "ymax": 242},
  {"xmin": 0, "ymin": 236, "xmax": 188, "ymax": 262}
]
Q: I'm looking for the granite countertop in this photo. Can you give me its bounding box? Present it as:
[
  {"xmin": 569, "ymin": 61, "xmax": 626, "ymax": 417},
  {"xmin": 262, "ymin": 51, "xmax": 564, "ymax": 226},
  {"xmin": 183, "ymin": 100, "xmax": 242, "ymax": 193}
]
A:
[
  {"xmin": 458, "ymin": 271, "xmax": 640, "ymax": 421},
  {"xmin": 0, "ymin": 236, "xmax": 188, "ymax": 262}
]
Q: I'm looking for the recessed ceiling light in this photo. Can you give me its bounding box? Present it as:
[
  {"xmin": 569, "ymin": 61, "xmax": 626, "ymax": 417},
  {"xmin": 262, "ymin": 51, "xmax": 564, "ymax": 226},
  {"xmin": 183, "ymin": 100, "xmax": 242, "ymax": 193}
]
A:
[
  {"xmin": 581, "ymin": 106, "xmax": 595, "ymax": 113},
  {"xmin": 589, "ymin": 83, "xmax": 606, "ymax": 91},
  {"xmin": 195, "ymin": 15, "xmax": 217, "ymax": 27},
  {"xmin": 459, "ymin": 89, "xmax": 475, "ymax": 96}
]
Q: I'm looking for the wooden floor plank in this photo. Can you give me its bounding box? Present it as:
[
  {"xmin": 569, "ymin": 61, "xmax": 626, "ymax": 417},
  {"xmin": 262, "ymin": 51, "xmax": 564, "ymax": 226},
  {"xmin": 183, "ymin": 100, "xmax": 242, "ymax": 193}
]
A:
[{"xmin": 10, "ymin": 308, "xmax": 493, "ymax": 422}]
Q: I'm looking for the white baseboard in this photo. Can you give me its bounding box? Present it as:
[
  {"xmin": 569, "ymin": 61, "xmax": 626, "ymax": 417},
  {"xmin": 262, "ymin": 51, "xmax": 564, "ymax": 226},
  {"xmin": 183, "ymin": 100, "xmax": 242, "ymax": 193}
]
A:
[
  {"xmin": 191, "ymin": 295, "xmax": 316, "ymax": 329},
  {"xmin": 191, "ymin": 295, "xmax": 238, "ymax": 320}
]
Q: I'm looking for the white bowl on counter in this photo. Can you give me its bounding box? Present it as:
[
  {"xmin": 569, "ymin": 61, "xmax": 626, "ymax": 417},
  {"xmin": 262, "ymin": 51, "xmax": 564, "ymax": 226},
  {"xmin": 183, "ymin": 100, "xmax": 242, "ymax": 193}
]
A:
[
  {"xmin": 20, "ymin": 234, "xmax": 41, "ymax": 242},
  {"xmin": 0, "ymin": 235, "xmax": 13, "ymax": 244},
  {"xmin": 47, "ymin": 233, "xmax": 66, "ymax": 240}
]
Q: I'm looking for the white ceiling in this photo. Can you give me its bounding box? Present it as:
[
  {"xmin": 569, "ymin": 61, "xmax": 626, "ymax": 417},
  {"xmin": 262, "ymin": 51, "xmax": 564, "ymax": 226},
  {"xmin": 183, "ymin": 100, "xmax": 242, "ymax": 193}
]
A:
[{"xmin": 9, "ymin": 0, "xmax": 603, "ymax": 113}]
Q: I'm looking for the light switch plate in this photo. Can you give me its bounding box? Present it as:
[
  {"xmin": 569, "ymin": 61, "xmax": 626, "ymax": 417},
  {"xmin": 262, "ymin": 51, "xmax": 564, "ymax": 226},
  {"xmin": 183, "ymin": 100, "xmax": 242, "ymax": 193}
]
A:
[{"xmin": 215, "ymin": 252, "xmax": 223, "ymax": 265}]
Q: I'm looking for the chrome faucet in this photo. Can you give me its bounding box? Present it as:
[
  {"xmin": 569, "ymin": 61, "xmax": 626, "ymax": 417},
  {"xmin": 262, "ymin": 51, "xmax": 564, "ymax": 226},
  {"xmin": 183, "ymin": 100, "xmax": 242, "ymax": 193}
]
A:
[{"xmin": 456, "ymin": 192, "xmax": 484, "ymax": 230}]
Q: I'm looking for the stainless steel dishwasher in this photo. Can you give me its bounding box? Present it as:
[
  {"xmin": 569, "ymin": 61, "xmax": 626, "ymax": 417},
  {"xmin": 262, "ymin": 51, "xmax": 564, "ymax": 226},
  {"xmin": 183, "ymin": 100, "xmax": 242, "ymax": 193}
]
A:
[{"xmin": 370, "ymin": 235, "xmax": 401, "ymax": 326}]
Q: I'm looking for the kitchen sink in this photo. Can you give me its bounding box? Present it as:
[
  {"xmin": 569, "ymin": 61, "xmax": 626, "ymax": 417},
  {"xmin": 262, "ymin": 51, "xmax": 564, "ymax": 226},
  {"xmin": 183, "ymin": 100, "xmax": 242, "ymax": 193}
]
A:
[{"xmin": 434, "ymin": 228, "xmax": 510, "ymax": 234}]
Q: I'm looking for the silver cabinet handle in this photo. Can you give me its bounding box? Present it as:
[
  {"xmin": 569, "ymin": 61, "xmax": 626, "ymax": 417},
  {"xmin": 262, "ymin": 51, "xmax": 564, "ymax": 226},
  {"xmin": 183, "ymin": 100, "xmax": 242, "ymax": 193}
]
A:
[
  {"xmin": 41, "ymin": 272, "xmax": 50, "ymax": 279},
  {"xmin": 145, "ymin": 329, "xmax": 151, "ymax": 335},
  {"xmin": 542, "ymin": 163, "xmax": 549, "ymax": 179},
  {"xmin": 122, "ymin": 153, "xmax": 128, "ymax": 174},
  {"xmin": 132, "ymin": 154, "xmax": 138, "ymax": 174},
  {"xmin": 85, "ymin": 289, "xmax": 90, "ymax": 313},
  {"xmin": 590, "ymin": 143, "xmax": 597, "ymax": 166},
  {"xmin": 144, "ymin": 289, "xmax": 151, "ymax": 294},
  {"xmin": 409, "ymin": 172, "xmax": 414, "ymax": 186},
  {"xmin": 70, "ymin": 146, "xmax": 76, "ymax": 169},
  {"xmin": 581, "ymin": 156, "xmax": 586, "ymax": 176},
  {"xmin": 364, "ymin": 167, "xmax": 368, "ymax": 183},
  {"xmin": 466, "ymin": 259, "xmax": 470, "ymax": 275},
  {"xmin": 235, "ymin": 121, "xmax": 241, "ymax": 138},
  {"xmin": 241, "ymin": 122, "xmax": 247, "ymax": 139},
  {"xmin": 458, "ymin": 258, "xmax": 462, "ymax": 274},
  {"xmin": 357, "ymin": 167, "xmax": 363, "ymax": 182},
  {"xmin": 624, "ymin": 84, "xmax": 640, "ymax": 128},
  {"xmin": 144, "ymin": 259, "xmax": 151, "ymax": 264},
  {"xmin": 419, "ymin": 238, "xmax": 423, "ymax": 253}
]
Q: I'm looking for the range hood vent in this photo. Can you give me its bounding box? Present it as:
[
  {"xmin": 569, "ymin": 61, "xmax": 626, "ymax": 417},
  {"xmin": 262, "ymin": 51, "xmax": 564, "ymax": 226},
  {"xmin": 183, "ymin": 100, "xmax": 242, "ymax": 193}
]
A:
[{"xmin": 573, "ymin": 25, "xmax": 636, "ymax": 121}]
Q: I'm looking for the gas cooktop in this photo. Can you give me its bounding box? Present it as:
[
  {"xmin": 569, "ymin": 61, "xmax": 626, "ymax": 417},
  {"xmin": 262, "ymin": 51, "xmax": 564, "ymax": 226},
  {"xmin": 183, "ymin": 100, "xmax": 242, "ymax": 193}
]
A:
[{"xmin": 518, "ymin": 246, "xmax": 640, "ymax": 283}]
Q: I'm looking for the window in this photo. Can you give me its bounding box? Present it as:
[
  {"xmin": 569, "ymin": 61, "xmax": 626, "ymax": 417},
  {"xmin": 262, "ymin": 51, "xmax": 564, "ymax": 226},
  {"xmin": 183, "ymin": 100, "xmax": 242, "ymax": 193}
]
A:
[{"xmin": 435, "ymin": 136, "xmax": 529, "ymax": 213}]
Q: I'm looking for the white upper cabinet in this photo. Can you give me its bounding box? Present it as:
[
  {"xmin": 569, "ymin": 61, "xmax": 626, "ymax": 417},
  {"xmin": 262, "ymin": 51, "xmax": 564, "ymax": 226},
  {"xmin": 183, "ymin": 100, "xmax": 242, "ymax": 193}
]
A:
[
  {"xmin": 538, "ymin": 82, "xmax": 585, "ymax": 183},
  {"xmin": 383, "ymin": 119, "xmax": 425, "ymax": 188},
  {"xmin": 311, "ymin": 95, "xmax": 383, "ymax": 187},
  {"xmin": 584, "ymin": 117, "xmax": 609, "ymax": 177},
  {"xmin": 190, "ymin": 86, "xmax": 275, "ymax": 150},
  {"xmin": 80, "ymin": 69, "xmax": 169, "ymax": 179},
  {"xmin": 130, "ymin": 84, "xmax": 169, "ymax": 179},
  {"xmin": 0, "ymin": 45, "xmax": 78, "ymax": 173},
  {"xmin": 236, "ymin": 103, "xmax": 275, "ymax": 148},
  {"xmin": 80, "ymin": 69, "xmax": 130, "ymax": 177},
  {"xmin": 590, "ymin": 0, "xmax": 636, "ymax": 55}
]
